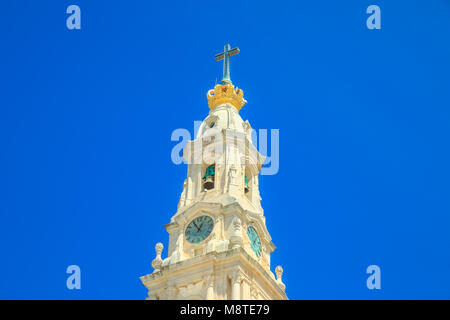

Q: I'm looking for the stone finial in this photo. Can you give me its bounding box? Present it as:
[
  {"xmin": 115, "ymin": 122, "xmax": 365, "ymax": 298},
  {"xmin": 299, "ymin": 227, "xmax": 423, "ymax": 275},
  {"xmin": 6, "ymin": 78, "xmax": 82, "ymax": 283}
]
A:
[
  {"xmin": 155, "ymin": 242, "xmax": 163, "ymax": 256},
  {"xmin": 151, "ymin": 242, "xmax": 164, "ymax": 273},
  {"xmin": 275, "ymin": 265, "xmax": 286, "ymax": 290},
  {"xmin": 275, "ymin": 265, "xmax": 283, "ymax": 281}
]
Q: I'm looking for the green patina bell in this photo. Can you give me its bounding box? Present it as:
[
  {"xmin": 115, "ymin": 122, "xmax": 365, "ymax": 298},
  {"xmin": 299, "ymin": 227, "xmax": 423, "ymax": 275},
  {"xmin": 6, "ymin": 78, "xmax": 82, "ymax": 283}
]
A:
[
  {"xmin": 244, "ymin": 176, "xmax": 249, "ymax": 193},
  {"xmin": 203, "ymin": 165, "xmax": 215, "ymax": 190}
]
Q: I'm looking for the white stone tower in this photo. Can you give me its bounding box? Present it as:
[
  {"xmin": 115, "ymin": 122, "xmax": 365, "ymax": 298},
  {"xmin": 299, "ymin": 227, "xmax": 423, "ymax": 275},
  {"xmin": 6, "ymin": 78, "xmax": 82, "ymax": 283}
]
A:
[{"xmin": 140, "ymin": 44, "xmax": 287, "ymax": 300}]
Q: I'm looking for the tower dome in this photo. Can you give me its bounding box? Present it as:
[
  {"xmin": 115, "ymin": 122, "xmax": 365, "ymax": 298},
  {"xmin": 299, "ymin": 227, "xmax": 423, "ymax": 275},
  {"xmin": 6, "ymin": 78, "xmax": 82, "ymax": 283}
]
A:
[{"xmin": 196, "ymin": 103, "xmax": 246, "ymax": 139}]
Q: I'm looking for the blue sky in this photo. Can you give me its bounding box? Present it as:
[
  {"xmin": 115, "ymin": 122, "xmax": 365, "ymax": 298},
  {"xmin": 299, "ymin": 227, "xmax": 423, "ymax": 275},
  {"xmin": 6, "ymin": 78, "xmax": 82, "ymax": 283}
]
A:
[{"xmin": 1, "ymin": 1, "xmax": 449, "ymax": 299}]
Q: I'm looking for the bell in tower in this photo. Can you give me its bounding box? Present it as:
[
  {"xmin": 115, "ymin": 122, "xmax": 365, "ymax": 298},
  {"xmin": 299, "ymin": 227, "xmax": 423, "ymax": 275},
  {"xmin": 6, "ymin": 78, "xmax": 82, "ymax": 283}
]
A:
[{"xmin": 203, "ymin": 165, "xmax": 215, "ymax": 190}]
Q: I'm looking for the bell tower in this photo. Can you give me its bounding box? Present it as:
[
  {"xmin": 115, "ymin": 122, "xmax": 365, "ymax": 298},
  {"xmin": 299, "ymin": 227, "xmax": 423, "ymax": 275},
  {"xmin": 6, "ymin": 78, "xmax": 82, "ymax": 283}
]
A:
[{"xmin": 140, "ymin": 44, "xmax": 287, "ymax": 300}]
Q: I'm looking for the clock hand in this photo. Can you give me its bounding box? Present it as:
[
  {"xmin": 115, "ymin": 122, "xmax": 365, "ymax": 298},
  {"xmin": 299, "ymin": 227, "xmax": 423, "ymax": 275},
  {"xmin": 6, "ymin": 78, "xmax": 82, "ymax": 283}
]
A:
[{"xmin": 193, "ymin": 222, "xmax": 201, "ymax": 232}]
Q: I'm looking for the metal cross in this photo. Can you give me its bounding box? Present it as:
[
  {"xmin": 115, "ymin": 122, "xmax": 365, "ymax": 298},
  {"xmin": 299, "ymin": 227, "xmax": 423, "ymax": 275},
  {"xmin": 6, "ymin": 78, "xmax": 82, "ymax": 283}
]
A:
[{"xmin": 215, "ymin": 43, "xmax": 240, "ymax": 85}]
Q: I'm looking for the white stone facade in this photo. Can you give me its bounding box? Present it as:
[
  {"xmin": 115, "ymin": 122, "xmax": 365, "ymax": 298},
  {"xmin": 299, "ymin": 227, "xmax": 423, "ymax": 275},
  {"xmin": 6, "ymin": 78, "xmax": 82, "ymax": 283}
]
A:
[{"xmin": 140, "ymin": 94, "xmax": 287, "ymax": 300}]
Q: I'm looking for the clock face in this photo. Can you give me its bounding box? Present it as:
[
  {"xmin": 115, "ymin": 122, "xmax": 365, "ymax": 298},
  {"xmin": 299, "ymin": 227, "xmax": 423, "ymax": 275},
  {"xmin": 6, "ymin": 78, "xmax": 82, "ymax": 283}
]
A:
[
  {"xmin": 185, "ymin": 215, "xmax": 214, "ymax": 244},
  {"xmin": 247, "ymin": 226, "xmax": 262, "ymax": 257}
]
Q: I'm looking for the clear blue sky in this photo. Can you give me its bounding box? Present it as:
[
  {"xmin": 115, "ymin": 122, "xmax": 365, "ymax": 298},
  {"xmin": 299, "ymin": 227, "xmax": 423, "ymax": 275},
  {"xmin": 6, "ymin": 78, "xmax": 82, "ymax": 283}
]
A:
[{"xmin": 1, "ymin": 1, "xmax": 449, "ymax": 299}]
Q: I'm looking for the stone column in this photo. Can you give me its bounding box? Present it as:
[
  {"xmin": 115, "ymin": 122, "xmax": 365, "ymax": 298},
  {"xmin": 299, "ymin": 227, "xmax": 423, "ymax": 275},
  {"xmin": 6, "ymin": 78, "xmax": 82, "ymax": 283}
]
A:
[
  {"xmin": 241, "ymin": 278, "xmax": 250, "ymax": 300},
  {"xmin": 205, "ymin": 275, "xmax": 215, "ymax": 300},
  {"xmin": 217, "ymin": 276, "xmax": 227, "ymax": 300},
  {"xmin": 230, "ymin": 216, "xmax": 243, "ymax": 249},
  {"xmin": 196, "ymin": 164, "xmax": 202, "ymax": 196},
  {"xmin": 227, "ymin": 164, "xmax": 240, "ymax": 196},
  {"xmin": 231, "ymin": 272, "xmax": 242, "ymax": 300}
]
